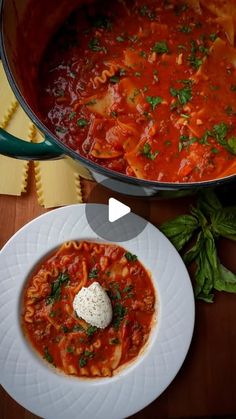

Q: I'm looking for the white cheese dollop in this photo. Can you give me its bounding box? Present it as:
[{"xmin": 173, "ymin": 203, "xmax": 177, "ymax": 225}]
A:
[{"xmin": 73, "ymin": 282, "xmax": 113, "ymax": 329}]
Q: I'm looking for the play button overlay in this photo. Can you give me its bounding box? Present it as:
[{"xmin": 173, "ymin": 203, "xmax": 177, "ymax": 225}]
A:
[
  {"xmin": 108, "ymin": 198, "xmax": 130, "ymax": 222},
  {"xmin": 85, "ymin": 177, "xmax": 150, "ymax": 242}
]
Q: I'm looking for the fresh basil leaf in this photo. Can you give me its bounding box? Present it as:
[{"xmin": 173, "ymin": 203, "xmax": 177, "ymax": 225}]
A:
[
  {"xmin": 160, "ymin": 214, "xmax": 199, "ymax": 251},
  {"xmin": 197, "ymin": 292, "xmax": 214, "ymax": 303},
  {"xmin": 211, "ymin": 207, "xmax": 236, "ymax": 240},
  {"xmin": 227, "ymin": 137, "xmax": 236, "ymax": 154},
  {"xmin": 183, "ymin": 231, "xmax": 203, "ymax": 264},
  {"xmin": 214, "ymin": 264, "xmax": 236, "ymax": 292},
  {"xmin": 198, "ymin": 189, "xmax": 222, "ymax": 215}
]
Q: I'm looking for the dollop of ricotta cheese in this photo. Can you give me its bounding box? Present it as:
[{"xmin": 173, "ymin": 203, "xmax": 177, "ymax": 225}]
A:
[{"xmin": 73, "ymin": 282, "xmax": 113, "ymax": 329}]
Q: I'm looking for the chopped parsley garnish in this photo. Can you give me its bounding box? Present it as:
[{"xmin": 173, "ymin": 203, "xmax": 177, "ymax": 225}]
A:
[
  {"xmin": 61, "ymin": 325, "xmax": 69, "ymax": 333},
  {"xmin": 72, "ymin": 324, "xmax": 84, "ymax": 332},
  {"xmin": 228, "ymin": 137, "xmax": 236, "ymax": 154},
  {"xmin": 88, "ymin": 268, "xmax": 99, "ymax": 278},
  {"xmin": 210, "ymin": 33, "xmax": 217, "ymax": 41},
  {"xmin": 225, "ymin": 105, "xmax": 236, "ymax": 116},
  {"xmin": 139, "ymin": 4, "xmax": 156, "ymax": 20},
  {"xmin": 109, "ymin": 338, "xmax": 120, "ymax": 345},
  {"xmin": 69, "ymin": 111, "xmax": 76, "ymax": 120},
  {"xmin": 199, "ymin": 45, "xmax": 209, "ymax": 55},
  {"xmin": 67, "ymin": 346, "xmax": 74, "ymax": 353},
  {"xmin": 125, "ymin": 252, "xmax": 138, "ymax": 262},
  {"xmin": 79, "ymin": 356, "xmax": 87, "ymax": 368},
  {"xmin": 179, "ymin": 135, "xmax": 198, "ymax": 151},
  {"xmin": 187, "ymin": 40, "xmax": 203, "ymax": 69},
  {"xmin": 212, "ymin": 122, "xmax": 228, "ymax": 145},
  {"xmin": 146, "ymin": 95, "xmax": 163, "ymax": 110},
  {"xmin": 44, "ymin": 348, "xmax": 53, "ymax": 364},
  {"xmin": 110, "ymin": 111, "xmax": 118, "ymax": 118},
  {"xmin": 113, "ymin": 303, "xmax": 127, "ymax": 330},
  {"xmin": 135, "ymin": 71, "xmax": 142, "ymax": 77},
  {"xmin": 110, "ymin": 75, "xmax": 120, "ymax": 84},
  {"xmin": 85, "ymin": 99, "xmax": 97, "ymax": 106},
  {"xmin": 84, "ymin": 350, "xmax": 94, "ymax": 359},
  {"xmin": 141, "ymin": 143, "xmax": 159, "ymax": 160},
  {"xmin": 170, "ymin": 85, "xmax": 192, "ymax": 105},
  {"xmin": 179, "ymin": 25, "xmax": 192, "ymax": 34},
  {"xmin": 140, "ymin": 50, "xmax": 147, "ymax": 58},
  {"xmin": 86, "ymin": 325, "xmax": 98, "ymax": 336},
  {"xmin": 46, "ymin": 272, "xmax": 70, "ymax": 305},
  {"xmin": 88, "ymin": 37, "xmax": 107, "ymax": 52},
  {"xmin": 116, "ymin": 35, "xmax": 125, "ymax": 42},
  {"xmin": 77, "ymin": 118, "xmax": 88, "ymax": 127},
  {"xmin": 152, "ymin": 41, "xmax": 169, "ymax": 54},
  {"xmin": 123, "ymin": 284, "xmax": 133, "ymax": 293}
]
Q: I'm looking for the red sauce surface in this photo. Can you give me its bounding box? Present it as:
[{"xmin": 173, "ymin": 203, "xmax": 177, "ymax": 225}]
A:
[
  {"xmin": 38, "ymin": 0, "xmax": 236, "ymax": 182},
  {"xmin": 22, "ymin": 241, "xmax": 155, "ymax": 378}
]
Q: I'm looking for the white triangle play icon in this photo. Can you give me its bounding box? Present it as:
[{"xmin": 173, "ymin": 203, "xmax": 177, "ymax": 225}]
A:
[{"xmin": 108, "ymin": 198, "xmax": 131, "ymax": 223}]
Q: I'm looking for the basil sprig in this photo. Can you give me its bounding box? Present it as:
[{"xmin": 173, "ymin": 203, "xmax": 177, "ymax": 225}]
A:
[{"xmin": 160, "ymin": 190, "xmax": 236, "ymax": 302}]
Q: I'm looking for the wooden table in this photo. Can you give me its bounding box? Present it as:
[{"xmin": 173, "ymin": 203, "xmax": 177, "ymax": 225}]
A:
[{"xmin": 1, "ymin": 163, "xmax": 236, "ymax": 419}]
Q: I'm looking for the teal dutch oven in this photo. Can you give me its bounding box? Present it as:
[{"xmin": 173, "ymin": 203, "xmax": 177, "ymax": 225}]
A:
[{"xmin": 0, "ymin": 0, "xmax": 235, "ymax": 192}]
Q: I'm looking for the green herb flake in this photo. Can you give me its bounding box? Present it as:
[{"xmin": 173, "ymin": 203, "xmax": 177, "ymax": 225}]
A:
[
  {"xmin": 84, "ymin": 350, "xmax": 94, "ymax": 359},
  {"xmin": 113, "ymin": 303, "xmax": 127, "ymax": 330},
  {"xmin": 44, "ymin": 348, "xmax": 53, "ymax": 364},
  {"xmin": 79, "ymin": 356, "xmax": 87, "ymax": 368},
  {"xmin": 135, "ymin": 71, "xmax": 142, "ymax": 77},
  {"xmin": 141, "ymin": 143, "xmax": 159, "ymax": 160},
  {"xmin": 139, "ymin": 4, "xmax": 156, "ymax": 20},
  {"xmin": 86, "ymin": 325, "xmax": 98, "ymax": 337},
  {"xmin": 67, "ymin": 346, "xmax": 74, "ymax": 353},
  {"xmin": 152, "ymin": 41, "xmax": 169, "ymax": 54},
  {"xmin": 227, "ymin": 137, "xmax": 236, "ymax": 154},
  {"xmin": 210, "ymin": 33, "xmax": 217, "ymax": 41},
  {"xmin": 88, "ymin": 268, "xmax": 99, "ymax": 279},
  {"xmin": 170, "ymin": 85, "xmax": 192, "ymax": 105},
  {"xmin": 211, "ymin": 147, "xmax": 219, "ymax": 154},
  {"xmin": 179, "ymin": 25, "xmax": 192, "ymax": 34},
  {"xmin": 85, "ymin": 99, "xmax": 97, "ymax": 106},
  {"xmin": 88, "ymin": 37, "xmax": 107, "ymax": 53},
  {"xmin": 61, "ymin": 325, "xmax": 69, "ymax": 333},
  {"xmin": 69, "ymin": 111, "xmax": 76, "ymax": 120},
  {"xmin": 116, "ymin": 36, "xmax": 125, "ymax": 42},
  {"xmin": 72, "ymin": 324, "xmax": 84, "ymax": 332},
  {"xmin": 109, "ymin": 337, "xmax": 120, "ymax": 345},
  {"xmin": 110, "ymin": 75, "xmax": 120, "ymax": 84},
  {"xmin": 125, "ymin": 252, "xmax": 138, "ymax": 262},
  {"xmin": 146, "ymin": 95, "xmax": 163, "ymax": 111},
  {"xmin": 77, "ymin": 118, "xmax": 88, "ymax": 128},
  {"xmin": 123, "ymin": 284, "xmax": 133, "ymax": 293},
  {"xmin": 46, "ymin": 272, "xmax": 70, "ymax": 305}
]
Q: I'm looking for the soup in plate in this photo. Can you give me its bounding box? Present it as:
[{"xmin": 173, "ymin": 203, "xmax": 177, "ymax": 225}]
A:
[
  {"xmin": 22, "ymin": 241, "xmax": 156, "ymax": 378},
  {"xmin": 38, "ymin": 0, "xmax": 236, "ymax": 183}
]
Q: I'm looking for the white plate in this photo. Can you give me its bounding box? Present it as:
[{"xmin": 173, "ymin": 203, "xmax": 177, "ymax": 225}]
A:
[{"xmin": 0, "ymin": 204, "xmax": 194, "ymax": 419}]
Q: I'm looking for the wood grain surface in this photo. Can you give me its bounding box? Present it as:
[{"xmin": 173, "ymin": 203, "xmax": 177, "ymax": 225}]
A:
[{"xmin": 1, "ymin": 163, "xmax": 236, "ymax": 419}]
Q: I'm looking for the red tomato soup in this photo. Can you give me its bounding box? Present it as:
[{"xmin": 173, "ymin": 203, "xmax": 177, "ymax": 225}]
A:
[
  {"xmin": 37, "ymin": 0, "xmax": 236, "ymax": 183},
  {"xmin": 22, "ymin": 241, "xmax": 156, "ymax": 378}
]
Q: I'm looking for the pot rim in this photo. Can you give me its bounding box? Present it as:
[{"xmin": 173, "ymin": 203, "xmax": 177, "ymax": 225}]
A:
[{"xmin": 0, "ymin": 0, "xmax": 236, "ymax": 190}]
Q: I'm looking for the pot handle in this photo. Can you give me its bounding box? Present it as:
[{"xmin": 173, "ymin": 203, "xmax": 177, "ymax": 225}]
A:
[{"xmin": 0, "ymin": 127, "xmax": 63, "ymax": 160}]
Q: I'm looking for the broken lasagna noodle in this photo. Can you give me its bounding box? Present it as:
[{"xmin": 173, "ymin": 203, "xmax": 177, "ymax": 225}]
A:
[
  {"xmin": 22, "ymin": 241, "xmax": 155, "ymax": 378},
  {"xmin": 38, "ymin": 0, "xmax": 236, "ymax": 182}
]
